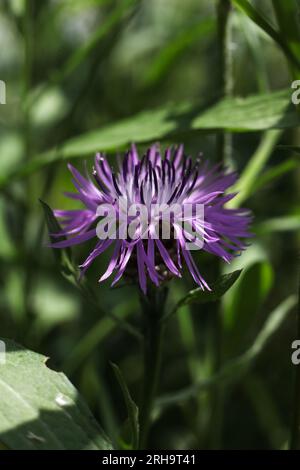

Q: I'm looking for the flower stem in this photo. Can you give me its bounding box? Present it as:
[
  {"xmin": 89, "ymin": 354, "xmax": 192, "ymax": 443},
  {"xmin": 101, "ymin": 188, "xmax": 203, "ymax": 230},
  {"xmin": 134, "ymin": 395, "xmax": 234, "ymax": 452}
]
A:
[{"xmin": 139, "ymin": 286, "xmax": 168, "ymax": 449}]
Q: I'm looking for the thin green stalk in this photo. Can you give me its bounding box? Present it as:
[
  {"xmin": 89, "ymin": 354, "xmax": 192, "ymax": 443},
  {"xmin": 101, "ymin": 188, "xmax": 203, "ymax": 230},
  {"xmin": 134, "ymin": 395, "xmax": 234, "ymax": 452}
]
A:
[
  {"xmin": 209, "ymin": 0, "xmax": 234, "ymax": 449},
  {"xmin": 139, "ymin": 287, "xmax": 168, "ymax": 449},
  {"xmin": 216, "ymin": 0, "xmax": 234, "ymax": 166}
]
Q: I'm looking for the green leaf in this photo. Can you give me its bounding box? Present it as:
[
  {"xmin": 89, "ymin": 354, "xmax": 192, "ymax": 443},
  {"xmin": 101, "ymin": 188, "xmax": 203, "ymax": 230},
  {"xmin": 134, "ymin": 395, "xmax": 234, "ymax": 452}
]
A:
[
  {"xmin": 252, "ymin": 157, "xmax": 300, "ymax": 193},
  {"xmin": 190, "ymin": 90, "xmax": 298, "ymax": 131},
  {"xmin": 110, "ymin": 362, "xmax": 139, "ymax": 450},
  {"xmin": 0, "ymin": 89, "xmax": 298, "ymax": 189},
  {"xmin": 0, "ymin": 338, "xmax": 113, "ymax": 450},
  {"xmin": 165, "ymin": 270, "xmax": 242, "ymax": 321},
  {"xmin": 231, "ymin": 0, "xmax": 300, "ymax": 70},
  {"xmin": 39, "ymin": 199, "xmax": 77, "ymax": 283}
]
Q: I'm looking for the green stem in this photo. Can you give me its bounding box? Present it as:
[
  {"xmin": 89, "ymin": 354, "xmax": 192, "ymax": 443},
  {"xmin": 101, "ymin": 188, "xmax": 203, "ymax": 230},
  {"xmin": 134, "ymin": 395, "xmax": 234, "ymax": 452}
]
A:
[
  {"xmin": 216, "ymin": 0, "xmax": 234, "ymax": 166},
  {"xmin": 208, "ymin": 0, "xmax": 233, "ymax": 449},
  {"xmin": 139, "ymin": 287, "xmax": 168, "ymax": 449}
]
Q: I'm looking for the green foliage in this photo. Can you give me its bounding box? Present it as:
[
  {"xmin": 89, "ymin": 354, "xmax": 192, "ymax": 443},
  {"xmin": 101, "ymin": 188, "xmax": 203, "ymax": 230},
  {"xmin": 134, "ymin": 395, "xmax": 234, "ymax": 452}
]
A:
[
  {"xmin": 142, "ymin": 19, "xmax": 216, "ymax": 89},
  {"xmin": 0, "ymin": 339, "xmax": 112, "ymax": 450},
  {"xmin": 278, "ymin": 145, "xmax": 300, "ymax": 155},
  {"xmin": 222, "ymin": 244, "xmax": 274, "ymax": 354},
  {"xmin": 166, "ymin": 270, "xmax": 242, "ymax": 321},
  {"xmin": 271, "ymin": 0, "xmax": 300, "ymax": 76},
  {"xmin": 232, "ymin": 0, "xmax": 300, "ymax": 69},
  {"xmin": 0, "ymin": 0, "xmax": 299, "ymax": 451},
  {"xmin": 39, "ymin": 199, "xmax": 77, "ymax": 283},
  {"xmin": 1, "ymin": 89, "xmax": 299, "ymax": 187},
  {"xmin": 157, "ymin": 294, "xmax": 297, "ymax": 408},
  {"xmin": 252, "ymin": 157, "xmax": 300, "ymax": 193}
]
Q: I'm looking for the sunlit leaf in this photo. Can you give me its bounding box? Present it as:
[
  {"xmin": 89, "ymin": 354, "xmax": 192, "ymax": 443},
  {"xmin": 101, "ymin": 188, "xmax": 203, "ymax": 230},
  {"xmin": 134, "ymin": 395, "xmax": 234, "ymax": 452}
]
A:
[
  {"xmin": 0, "ymin": 338, "xmax": 113, "ymax": 450},
  {"xmin": 0, "ymin": 89, "xmax": 299, "ymax": 189}
]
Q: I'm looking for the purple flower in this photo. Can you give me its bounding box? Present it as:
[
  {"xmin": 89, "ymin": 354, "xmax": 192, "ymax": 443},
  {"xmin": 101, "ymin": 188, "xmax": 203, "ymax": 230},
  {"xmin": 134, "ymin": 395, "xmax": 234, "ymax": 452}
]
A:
[{"xmin": 51, "ymin": 144, "xmax": 252, "ymax": 293}]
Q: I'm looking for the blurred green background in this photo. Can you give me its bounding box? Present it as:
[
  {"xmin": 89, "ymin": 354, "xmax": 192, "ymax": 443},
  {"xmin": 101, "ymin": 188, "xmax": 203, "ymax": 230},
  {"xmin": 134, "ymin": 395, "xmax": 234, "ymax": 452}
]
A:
[{"xmin": 0, "ymin": 0, "xmax": 300, "ymax": 450}]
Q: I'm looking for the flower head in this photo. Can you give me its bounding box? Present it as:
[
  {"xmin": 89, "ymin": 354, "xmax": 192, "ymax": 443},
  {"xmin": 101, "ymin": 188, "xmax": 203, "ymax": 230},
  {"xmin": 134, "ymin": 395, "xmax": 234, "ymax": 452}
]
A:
[{"xmin": 51, "ymin": 144, "xmax": 251, "ymax": 293}]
